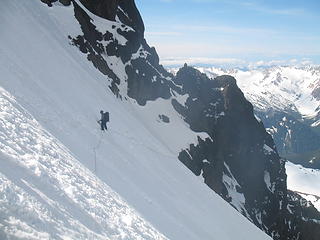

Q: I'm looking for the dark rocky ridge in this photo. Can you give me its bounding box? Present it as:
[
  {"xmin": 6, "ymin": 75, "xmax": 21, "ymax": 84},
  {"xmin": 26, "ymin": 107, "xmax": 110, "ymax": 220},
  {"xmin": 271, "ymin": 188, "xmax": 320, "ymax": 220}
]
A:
[
  {"xmin": 70, "ymin": 0, "xmax": 172, "ymax": 104},
  {"xmin": 79, "ymin": 0, "xmax": 145, "ymax": 37},
  {"xmin": 40, "ymin": 0, "xmax": 71, "ymax": 7},
  {"xmin": 172, "ymin": 66, "xmax": 320, "ymax": 239},
  {"xmin": 41, "ymin": 1, "xmax": 320, "ymax": 239}
]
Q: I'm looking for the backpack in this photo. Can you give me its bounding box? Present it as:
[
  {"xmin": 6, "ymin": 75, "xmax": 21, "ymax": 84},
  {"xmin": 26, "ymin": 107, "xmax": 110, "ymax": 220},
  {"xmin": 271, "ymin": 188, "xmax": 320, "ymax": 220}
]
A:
[{"xmin": 104, "ymin": 112, "xmax": 109, "ymax": 122}]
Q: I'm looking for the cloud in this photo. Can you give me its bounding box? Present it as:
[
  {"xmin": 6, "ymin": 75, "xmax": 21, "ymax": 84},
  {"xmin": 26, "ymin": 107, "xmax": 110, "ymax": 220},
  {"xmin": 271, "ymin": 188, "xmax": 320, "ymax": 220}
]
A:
[
  {"xmin": 160, "ymin": 57, "xmax": 246, "ymax": 66},
  {"xmin": 171, "ymin": 24, "xmax": 277, "ymax": 36},
  {"xmin": 160, "ymin": 57, "xmax": 317, "ymax": 69},
  {"xmin": 247, "ymin": 58, "xmax": 317, "ymax": 69},
  {"xmin": 185, "ymin": 0, "xmax": 307, "ymax": 16},
  {"xmin": 239, "ymin": 1, "xmax": 306, "ymax": 16},
  {"xmin": 189, "ymin": 0, "xmax": 308, "ymax": 16}
]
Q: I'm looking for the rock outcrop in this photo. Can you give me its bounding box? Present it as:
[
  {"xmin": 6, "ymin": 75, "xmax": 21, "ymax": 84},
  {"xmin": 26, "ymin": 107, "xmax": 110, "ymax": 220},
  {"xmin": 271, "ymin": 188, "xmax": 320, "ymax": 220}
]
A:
[{"xmin": 172, "ymin": 66, "xmax": 320, "ymax": 239}]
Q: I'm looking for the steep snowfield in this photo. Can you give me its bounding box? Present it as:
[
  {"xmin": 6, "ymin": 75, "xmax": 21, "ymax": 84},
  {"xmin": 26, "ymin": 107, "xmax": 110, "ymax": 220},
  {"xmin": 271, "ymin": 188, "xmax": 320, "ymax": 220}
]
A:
[
  {"xmin": 286, "ymin": 162, "xmax": 320, "ymax": 211},
  {"xmin": 0, "ymin": 0, "xmax": 271, "ymax": 239},
  {"xmin": 0, "ymin": 87, "xmax": 166, "ymax": 240},
  {"xmin": 194, "ymin": 66, "xmax": 320, "ymax": 124}
]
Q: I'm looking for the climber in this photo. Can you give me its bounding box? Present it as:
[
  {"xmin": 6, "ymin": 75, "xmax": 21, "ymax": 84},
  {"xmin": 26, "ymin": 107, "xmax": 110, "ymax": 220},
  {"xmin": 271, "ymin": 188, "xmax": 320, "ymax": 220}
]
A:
[{"xmin": 98, "ymin": 110, "xmax": 109, "ymax": 131}]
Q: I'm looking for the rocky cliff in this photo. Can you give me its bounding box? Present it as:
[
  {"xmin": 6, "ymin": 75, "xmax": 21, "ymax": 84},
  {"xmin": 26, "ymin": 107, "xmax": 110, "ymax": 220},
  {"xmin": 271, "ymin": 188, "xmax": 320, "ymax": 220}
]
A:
[
  {"xmin": 195, "ymin": 66, "xmax": 320, "ymax": 159},
  {"xmin": 172, "ymin": 66, "xmax": 320, "ymax": 239}
]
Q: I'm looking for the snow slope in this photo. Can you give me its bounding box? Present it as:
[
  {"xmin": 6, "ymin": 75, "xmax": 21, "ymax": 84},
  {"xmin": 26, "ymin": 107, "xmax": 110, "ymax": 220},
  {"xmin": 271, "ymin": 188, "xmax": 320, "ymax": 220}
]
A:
[
  {"xmin": 0, "ymin": 0, "xmax": 271, "ymax": 239},
  {"xmin": 0, "ymin": 87, "xmax": 166, "ymax": 240},
  {"xmin": 286, "ymin": 162, "xmax": 320, "ymax": 211}
]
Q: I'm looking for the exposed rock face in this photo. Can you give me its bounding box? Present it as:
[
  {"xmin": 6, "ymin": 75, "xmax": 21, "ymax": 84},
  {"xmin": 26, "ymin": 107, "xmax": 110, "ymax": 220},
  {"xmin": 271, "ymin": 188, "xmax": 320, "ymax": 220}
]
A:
[
  {"xmin": 125, "ymin": 41, "xmax": 172, "ymax": 105},
  {"xmin": 286, "ymin": 191, "xmax": 320, "ymax": 239},
  {"xmin": 194, "ymin": 66, "xmax": 320, "ymax": 157},
  {"xmin": 79, "ymin": 0, "xmax": 119, "ymax": 22},
  {"xmin": 79, "ymin": 0, "xmax": 144, "ymax": 37},
  {"xmin": 171, "ymin": 66, "xmax": 320, "ymax": 239},
  {"xmin": 40, "ymin": 1, "xmax": 320, "ymax": 239},
  {"xmin": 40, "ymin": 0, "xmax": 71, "ymax": 7},
  {"xmin": 70, "ymin": 0, "xmax": 172, "ymax": 104},
  {"xmin": 71, "ymin": 1, "xmax": 122, "ymax": 96},
  {"xmin": 173, "ymin": 66, "xmax": 286, "ymax": 234},
  {"xmin": 159, "ymin": 114, "xmax": 170, "ymax": 123}
]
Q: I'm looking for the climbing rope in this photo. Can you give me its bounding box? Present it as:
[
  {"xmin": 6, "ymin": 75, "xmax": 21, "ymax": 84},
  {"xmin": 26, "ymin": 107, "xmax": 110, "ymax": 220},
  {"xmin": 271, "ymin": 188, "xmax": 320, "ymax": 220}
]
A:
[
  {"xmin": 90, "ymin": 129, "xmax": 105, "ymax": 240},
  {"xmin": 93, "ymin": 130, "xmax": 103, "ymax": 174}
]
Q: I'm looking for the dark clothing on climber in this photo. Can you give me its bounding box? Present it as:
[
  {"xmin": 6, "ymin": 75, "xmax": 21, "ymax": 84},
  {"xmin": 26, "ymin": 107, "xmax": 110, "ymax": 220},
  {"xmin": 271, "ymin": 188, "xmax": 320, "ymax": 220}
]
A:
[{"xmin": 98, "ymin": 110, "xmax": 109, "ymax": 131}]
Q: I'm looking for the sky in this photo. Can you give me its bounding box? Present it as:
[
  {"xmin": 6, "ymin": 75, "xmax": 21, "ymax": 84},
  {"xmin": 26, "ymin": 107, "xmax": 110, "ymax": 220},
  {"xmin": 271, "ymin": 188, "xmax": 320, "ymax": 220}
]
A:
[{"xmin": 135, "ymin": 0, "xmax": 320, "ymax": 67}]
